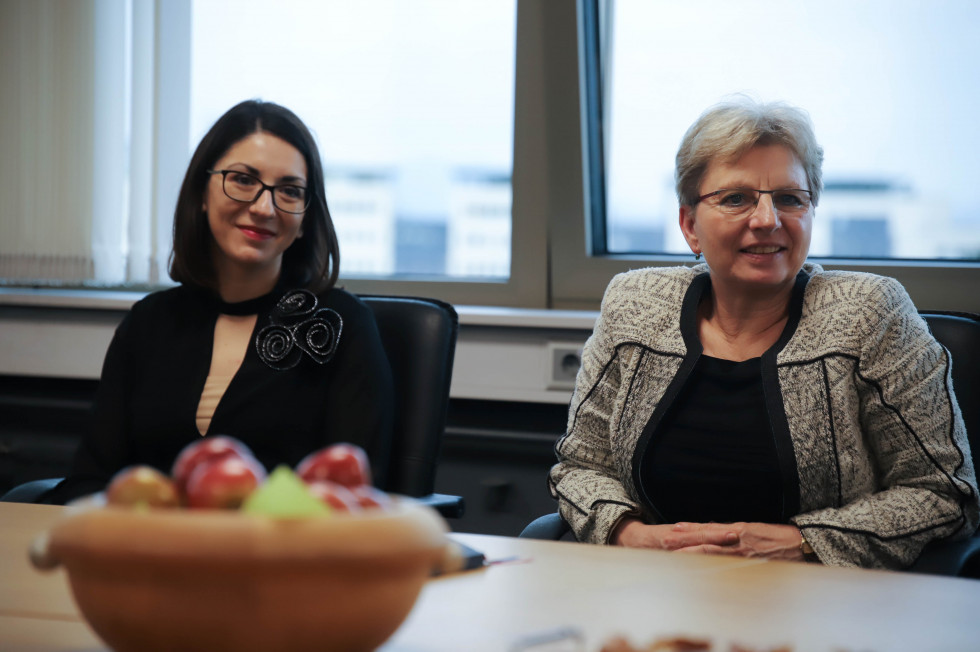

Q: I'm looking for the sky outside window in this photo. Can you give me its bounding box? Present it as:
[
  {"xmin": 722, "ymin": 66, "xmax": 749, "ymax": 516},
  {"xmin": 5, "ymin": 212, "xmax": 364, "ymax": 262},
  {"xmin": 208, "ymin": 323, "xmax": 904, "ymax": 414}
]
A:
[
  {"xmin": 602, "ymin": 0, "xmax": 980, "ymax": 260},
  {"xmin": 191, "ymin": 0, "xmax": 517, "ymax": 279}
]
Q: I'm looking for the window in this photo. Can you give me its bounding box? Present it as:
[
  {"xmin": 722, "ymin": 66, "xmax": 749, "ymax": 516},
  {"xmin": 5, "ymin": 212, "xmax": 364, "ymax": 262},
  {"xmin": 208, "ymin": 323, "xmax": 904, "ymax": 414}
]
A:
[
  {"xmin": 190, "ymin": 0, "xmax": 517, "ymax": 281},
  {"xmin": 2, "ymin": 1, "xmax": 977, "ymax": 313},
  {"xmin": 592, "ymin": 0, "xmax": 980, "ymax": 261},
  {"xmin": 550, "ymin": 0, "xmax": 979, "ymax": 311},
  {"xmin": 1, "ymin": 0, "xmax": 530, "ymax": 305}
]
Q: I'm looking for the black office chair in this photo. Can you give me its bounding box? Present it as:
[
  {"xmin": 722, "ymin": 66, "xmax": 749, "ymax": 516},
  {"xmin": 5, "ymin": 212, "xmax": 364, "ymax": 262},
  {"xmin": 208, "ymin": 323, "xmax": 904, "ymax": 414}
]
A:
[
  {"xmin": 908, "ymin": 311, "xmax": 980, "ymax": 576},
  {"xmin": 2, "ymin": 295, "xmax": 464, "ymax": 518},
  {"xmin": 520, "ymin": 311, "xmax": 980, "ymax": 577},
  {"xmin": 362, "ymin": 295, "xmax": 463, "ymax": 517}
]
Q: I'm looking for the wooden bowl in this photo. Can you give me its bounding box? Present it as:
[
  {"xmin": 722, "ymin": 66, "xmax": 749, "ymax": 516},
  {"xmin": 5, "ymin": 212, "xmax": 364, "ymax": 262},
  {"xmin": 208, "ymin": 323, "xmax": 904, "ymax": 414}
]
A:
[{"xmin": 31, "ymin": 499, "xmax": 449, "ymax": 652}]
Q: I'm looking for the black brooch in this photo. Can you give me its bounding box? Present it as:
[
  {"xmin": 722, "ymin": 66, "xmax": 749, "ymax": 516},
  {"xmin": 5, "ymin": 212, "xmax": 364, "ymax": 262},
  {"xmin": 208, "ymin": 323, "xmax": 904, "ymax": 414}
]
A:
[{"xmin": 255, "ymin": 290, "xmax": 343, "ymax": 370}]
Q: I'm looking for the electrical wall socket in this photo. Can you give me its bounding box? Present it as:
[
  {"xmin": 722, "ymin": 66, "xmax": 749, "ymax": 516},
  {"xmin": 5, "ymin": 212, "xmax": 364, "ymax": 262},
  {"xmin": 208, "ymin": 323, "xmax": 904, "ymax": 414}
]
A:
[{"xmin": 546, "ymin": 342, "xmax": 585, "ymax": 390}]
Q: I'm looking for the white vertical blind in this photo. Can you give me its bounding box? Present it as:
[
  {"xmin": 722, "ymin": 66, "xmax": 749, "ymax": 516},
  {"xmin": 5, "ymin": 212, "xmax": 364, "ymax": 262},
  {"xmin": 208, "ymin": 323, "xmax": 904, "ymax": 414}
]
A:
[
  {"xmin": 125, "ymin": 0, "xmax": 157, "ymax": 283},
  {"xmin": 0, "ymin": 0, "xmax": 176, "ymax": 286},
  {"xmin": 91, "ymin": 0, "xmax": 129, "ymax": 283},
  {"xmin": 0, "ymin": 0, "xmax": 98, "ymax": 282}
]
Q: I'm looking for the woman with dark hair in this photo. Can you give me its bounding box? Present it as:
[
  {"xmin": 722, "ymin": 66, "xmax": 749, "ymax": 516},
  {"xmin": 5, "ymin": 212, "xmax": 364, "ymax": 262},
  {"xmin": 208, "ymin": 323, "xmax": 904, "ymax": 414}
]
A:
[{"xmin": 46, "ymin": 100, "xmax": 393, "ymax": 504}]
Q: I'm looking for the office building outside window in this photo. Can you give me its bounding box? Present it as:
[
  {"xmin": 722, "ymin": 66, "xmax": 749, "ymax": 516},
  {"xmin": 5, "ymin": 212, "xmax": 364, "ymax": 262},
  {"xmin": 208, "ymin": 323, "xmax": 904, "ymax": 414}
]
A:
[
  {"xmin": 190, "ymin": 0, "xmax": 517, "ymax": 280},
  {"xmin": 594, "ymin": 0, "xmax": 980, "ymax": 261}
]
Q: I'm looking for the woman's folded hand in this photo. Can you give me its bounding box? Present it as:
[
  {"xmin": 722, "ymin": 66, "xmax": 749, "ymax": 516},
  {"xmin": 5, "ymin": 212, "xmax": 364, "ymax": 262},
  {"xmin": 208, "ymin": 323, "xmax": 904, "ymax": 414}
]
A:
[
  {"xmin": 613, "ymin": 519, "xmax": 806, "ymax": 561},
  {"xmin": 671, "ymin": 522, "xmax": 805, "ymax": 560},
  {"xmin": 612, "ymin": 518, "xmax": 737, "ymax": 550}
]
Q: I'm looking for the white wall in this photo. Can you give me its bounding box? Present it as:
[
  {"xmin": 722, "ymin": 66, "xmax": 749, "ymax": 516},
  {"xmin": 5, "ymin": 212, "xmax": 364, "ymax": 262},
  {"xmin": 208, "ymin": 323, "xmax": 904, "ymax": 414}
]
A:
[{"xmin": 0, "ymin": 290, "xmax": 597, "ymax": 405}]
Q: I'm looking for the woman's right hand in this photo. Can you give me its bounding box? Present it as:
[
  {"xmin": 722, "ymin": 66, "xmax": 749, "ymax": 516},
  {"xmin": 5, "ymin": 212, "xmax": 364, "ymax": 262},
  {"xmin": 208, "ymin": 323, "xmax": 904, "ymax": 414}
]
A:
[{"xmin": 611, "ymin": 517, "xmax": 738, "ymax": 550}]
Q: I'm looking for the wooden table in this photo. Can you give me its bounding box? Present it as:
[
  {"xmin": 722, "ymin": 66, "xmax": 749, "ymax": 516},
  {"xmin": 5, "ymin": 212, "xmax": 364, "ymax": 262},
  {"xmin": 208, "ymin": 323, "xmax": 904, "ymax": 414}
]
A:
[{"xmin": 3, "ymin": 502, "xmax": 979, "ymax": 651}]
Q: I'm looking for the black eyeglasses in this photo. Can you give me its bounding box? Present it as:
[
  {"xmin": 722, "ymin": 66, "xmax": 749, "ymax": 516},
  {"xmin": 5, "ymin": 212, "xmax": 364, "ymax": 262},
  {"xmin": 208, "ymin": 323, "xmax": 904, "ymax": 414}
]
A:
[
  {"xmin": 696, "ymin": 188, "xmax": 812, "ymax": 220},
  {"xmin": 208, "ymin": 169, "xmax": 311, "ymax": 214}
]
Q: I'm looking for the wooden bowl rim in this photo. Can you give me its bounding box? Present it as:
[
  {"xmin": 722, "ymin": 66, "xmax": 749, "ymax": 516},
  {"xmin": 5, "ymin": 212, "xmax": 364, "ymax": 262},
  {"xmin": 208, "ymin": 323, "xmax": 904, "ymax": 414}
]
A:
[{"xmin": 45, "ymin": 498, "xmax": 449, "ymax": 567}]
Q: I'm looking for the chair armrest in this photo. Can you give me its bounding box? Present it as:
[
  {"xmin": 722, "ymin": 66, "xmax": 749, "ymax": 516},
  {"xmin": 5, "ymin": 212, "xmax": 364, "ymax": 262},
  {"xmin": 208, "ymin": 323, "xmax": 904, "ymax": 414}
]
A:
[
  {"xmin": 909, "ymin": 534, "xmax": 980, "ymax": 578},
  {"xmin": 412, "ymin": 493, "xmax": 465, "ymax": 519},
  {"xmin": 0, "ymin": 478, "xmax": 63, "ymax": 504},
  {"xmin": 519, "ymin": 512, "xmax": 571, "ymax": 540}
]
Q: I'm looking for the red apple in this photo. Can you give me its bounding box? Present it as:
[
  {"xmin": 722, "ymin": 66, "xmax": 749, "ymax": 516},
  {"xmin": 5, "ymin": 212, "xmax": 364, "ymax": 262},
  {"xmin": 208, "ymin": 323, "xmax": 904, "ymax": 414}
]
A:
[
  {"xmin": 349, "ymin": 485, "xmax": 392, "ymax": 510},
  {"xmin": 306, "ymin": 480, "xmax": 361, "ymax": 512},
  {"xmin": 171, "ymin": 436, "xmax": 256, "ymax": 496},
  {"xmin": 296, "ymin": 443, "xmax": 372, "ymax": 488},
  {"xmin": 184, "ymin": 456, "xmax": 267, "ymax": 509},
  {"xmin": 106, "ymin": 465, "xmax": 180, "ymax": 508}
]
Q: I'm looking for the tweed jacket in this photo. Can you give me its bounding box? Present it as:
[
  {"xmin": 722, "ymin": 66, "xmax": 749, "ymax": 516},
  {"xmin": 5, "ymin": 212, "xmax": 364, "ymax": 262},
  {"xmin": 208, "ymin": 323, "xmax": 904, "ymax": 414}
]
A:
[{"xmin": 548, "ymin": 263, "xmax": 978, "ymax": 569}]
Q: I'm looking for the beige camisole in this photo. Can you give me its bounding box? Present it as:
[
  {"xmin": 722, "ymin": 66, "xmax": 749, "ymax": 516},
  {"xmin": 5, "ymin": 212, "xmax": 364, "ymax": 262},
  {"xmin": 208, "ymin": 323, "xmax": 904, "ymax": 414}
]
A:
[{"xmin": 195, "ymin": 313, "xmax": 258, "ymax": 435}]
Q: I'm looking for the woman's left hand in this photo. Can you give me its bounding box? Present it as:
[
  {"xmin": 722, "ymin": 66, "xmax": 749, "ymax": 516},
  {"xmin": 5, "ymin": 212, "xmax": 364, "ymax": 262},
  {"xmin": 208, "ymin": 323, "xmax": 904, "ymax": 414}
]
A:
[{"xmin": 670, "ymin": 522, "xmax": 806, "ymax": 561}]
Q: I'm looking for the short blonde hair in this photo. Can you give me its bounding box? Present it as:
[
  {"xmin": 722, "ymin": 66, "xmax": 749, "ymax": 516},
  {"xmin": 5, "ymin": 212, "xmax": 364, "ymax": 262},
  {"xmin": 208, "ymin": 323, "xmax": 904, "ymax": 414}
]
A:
[{"xmin": 675, "ymin": 98, "xmax": 824, "ymax": 207}]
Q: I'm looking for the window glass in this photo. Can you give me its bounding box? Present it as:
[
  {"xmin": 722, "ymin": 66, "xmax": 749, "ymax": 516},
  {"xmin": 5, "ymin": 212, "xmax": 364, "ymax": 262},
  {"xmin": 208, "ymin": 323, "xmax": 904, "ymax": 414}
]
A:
[
  {"xmin": 601, "ymin": 0, "xmax": 980, "ymax": 260},
  {"xmin": 191, "ymin": 0, "xmax": 516, "ymax": 279}
]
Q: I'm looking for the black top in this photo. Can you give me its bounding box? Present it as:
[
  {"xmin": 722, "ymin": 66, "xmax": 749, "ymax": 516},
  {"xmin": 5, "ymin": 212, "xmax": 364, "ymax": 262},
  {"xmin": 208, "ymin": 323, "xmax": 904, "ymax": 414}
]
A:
[
  {"xmin": 640, "ymin": 354, "xmax": 783, "ymax": 524},
  {"xmin": 631, "ymin": 270, "xmax": 810, "ymax": 523},
  {"xmin": 44, "ymin": 283, "xmax": 394, "ymax": 504}
]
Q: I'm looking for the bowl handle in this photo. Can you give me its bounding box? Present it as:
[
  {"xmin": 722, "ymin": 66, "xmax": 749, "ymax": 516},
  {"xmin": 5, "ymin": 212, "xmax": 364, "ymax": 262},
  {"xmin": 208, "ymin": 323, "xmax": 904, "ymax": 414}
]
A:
[{"xmin": 29, "ymin": 530, "xmax": 61, "ymax": 570}]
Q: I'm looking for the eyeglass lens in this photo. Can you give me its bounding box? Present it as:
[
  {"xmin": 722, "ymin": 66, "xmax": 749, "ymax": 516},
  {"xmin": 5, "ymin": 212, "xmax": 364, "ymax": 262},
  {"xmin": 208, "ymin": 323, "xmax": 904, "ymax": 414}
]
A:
[
  {"xmin": 221, "ymin": 171, "xmax": 309, "ymax": 213},
  {"xmin": 707, "ymin": 189, "xmax": 810, "ymax": 218}
]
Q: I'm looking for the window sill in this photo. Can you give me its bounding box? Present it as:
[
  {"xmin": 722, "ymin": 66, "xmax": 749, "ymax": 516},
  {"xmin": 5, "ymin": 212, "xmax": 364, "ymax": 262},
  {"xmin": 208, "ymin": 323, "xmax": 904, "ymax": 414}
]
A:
[
  {"xmin": 0, "ymin": 287, "xmax": 597, "ymax": 404},
  {"xmin": 0, "ymin": 287, "xmax": 600, "ymax": 329}
]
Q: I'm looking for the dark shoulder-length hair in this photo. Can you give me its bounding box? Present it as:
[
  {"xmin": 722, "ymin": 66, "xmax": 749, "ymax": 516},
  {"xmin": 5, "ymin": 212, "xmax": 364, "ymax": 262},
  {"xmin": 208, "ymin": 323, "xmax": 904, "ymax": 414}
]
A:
[{"xmin": 169, "ymin": 100, "xmax": 339, "ymax": 293}]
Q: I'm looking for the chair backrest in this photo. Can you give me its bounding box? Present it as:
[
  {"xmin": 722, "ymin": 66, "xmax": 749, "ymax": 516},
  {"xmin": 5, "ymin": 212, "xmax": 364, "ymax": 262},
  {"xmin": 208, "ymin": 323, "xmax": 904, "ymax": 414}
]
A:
[
  {"xmin": 921, "ymin": 311, "xmax": 980, "ymax": 467},
  {"xmin": 360, "ymin": 295, "xmax": 458, "ymax": 497}
]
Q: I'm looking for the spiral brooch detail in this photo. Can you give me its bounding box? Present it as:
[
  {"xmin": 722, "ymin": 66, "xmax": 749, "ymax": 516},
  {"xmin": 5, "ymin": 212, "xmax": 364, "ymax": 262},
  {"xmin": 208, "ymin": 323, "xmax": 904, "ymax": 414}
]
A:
[{"xmin": 255, "ymin": 289, "xmax": 343, "ymax": 370}]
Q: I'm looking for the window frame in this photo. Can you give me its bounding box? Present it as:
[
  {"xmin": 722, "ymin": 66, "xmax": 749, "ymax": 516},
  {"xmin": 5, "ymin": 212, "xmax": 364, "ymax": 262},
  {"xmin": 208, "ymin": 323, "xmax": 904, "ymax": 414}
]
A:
[
  {"xmin": 3, "ymin": 0, "xmax": 978, "ymax": 314},
  {"xmin": 550, "ymin": 0, "xmax": 980, "ymax": 312},
  {"xmin": 341, "ymin": 1, "xmax": 549, "ymax": 307},
  {"xmin": 93, "ymin": 0, "xmax": 545, "ymax": 307}
]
